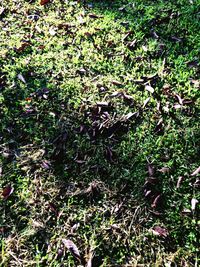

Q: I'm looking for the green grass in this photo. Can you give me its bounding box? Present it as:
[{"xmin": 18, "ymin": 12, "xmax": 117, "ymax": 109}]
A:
[{"xmin": 0, "ymin": 0, "xmax": 200, "ymax": 266}]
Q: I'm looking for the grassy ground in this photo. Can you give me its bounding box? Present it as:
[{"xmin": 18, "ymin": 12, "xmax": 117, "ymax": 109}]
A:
[{"xmin": 0, "ymin": 0, "xmax": 200, "ymax": 266}]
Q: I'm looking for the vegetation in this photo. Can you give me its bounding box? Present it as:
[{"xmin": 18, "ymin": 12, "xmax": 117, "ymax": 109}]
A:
[{"xmin": 0, "ymin": 0, "xmax": 199, "ymax": 266}]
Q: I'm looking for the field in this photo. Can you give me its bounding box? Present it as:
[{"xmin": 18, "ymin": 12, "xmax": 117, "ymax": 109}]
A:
[{"xmin": 0, "ymin": 0, "xmax": 200, "ymax": 266}]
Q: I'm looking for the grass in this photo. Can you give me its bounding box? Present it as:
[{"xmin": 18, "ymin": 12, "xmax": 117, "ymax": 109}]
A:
[{"xmin": 0, "ymin": 0, "xmax": 200, "ymax": 266}]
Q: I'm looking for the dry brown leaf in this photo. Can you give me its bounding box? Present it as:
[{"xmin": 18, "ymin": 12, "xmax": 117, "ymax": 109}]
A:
[
  {"xmin": 158, "ymin": 167, "xmax": 170, "ymax": 174},
  {"xmin": 191, "ymin": 198, "xmax": 198, "ymax": 211},
  {"xmin": 40, "ymin": 0, "xmax": 50, "ymax": 5},
  {"xmin": 191, "ymin": 166, "xmax": 200, "ymax": 176},
  {"xmin": 152, "ymin": 226, "xmax": 169, "ymax": 237},
  {"xmin": 2, "ymin": 185, "xmax": 14, "ymax": 200},
  {"xmin": 176, "ymin": 176, "xmax": 184, "ymax": 188},
  {"xmin": 87, "ymin": 252, "xmax": 94, "ymax": 267},
  {"xmin": 151, "ymin": 194, "xmax": 161, "ymax": 208},
  {"xmin": 145, "ymin": 85, "xmax": 154, "ymax": 93},
  {"xmin": 62, "ymin": 239, "xmax": 81, "ymax": 262},
  {"xmin": 88, "ymin": 13, "xmax": 103, "ymax": 19},
  {"xmin": 112, "ymin": 80, "xmax": 123, "ymax": 86}
]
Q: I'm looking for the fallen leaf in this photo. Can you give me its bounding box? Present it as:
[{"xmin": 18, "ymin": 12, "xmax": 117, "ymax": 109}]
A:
[
  {"xmin": 48, "ymin": 202, "xmax": 59, "ymax": 216},
  {"xmin": 149, "ymin": 210, "xmax": 163, "ymax": 216},
  {"xmin": 152, "ymin": 226, "xmax": 169, "ymax": 237},
  {"xmin": 191, "ymin": 198, "xmax": 198, "ymax": 211},
  {"xmin": 62, "ymin": 239, "xmax": 81, "ymax": 262},
  {"xmin": 191, "ymin": 166, "xmax": 200, "ymax": 176},
  {"xmin": 171, "ymin": 36, "xmax": 183, "ymax": 42},
  {"xmin": 145, "ymin": 85, "xmax": 154, "ymax": 93},
  {"xmin": 57, "ymin": 248, "xmax": 64, "ymax": 259},
  {"xmin": 123, "ymin": 112, "xmax": 136, "ymax": 120},
  {"xmin": 110, "ymin": 91, "xmax": 123, "ymax": 98},
  {"xmin": 176, "ymin": 176, "xmax": 184, "ymax": 188},
  {"xmin": 27, "ymin": 14, "xmax": 40, "ymax": 21},
  {"xmin": 175, "ymin": 94, "xmax": 183, "ymax": 105},
  {"xmin": 49, "ymin": 28, "xmax": 56, "ymax": 36},
  {"xmin": 146, "ymin": 177, "xmax": 158, "ymax": 184},
  {"xmin": 41, "ymin": 160, "xmax": 51, "ymax": 169},
  {"xmin": 88, "ymin": 13, "xmax": 103, "ymax": 19},
  {"xmin": 154, "ymin": 118, "xmax": 164, "ymax": 134},
  {"xmin": 190, "ymin": 79, "xmax": 199, "ymax": 88},
  {"xmin": 123, "ymin": 93, "xmax": 134, "ymax": 101},
  {"xmin": 112, "ymin": 80, "xmax": 123, "ymax": 86},
  {"xmin": 96, "ymin": 101, "xmax": 109, "ymax": 107},
  {"xmin": 186, "ymin": 60, "xmax": 199, "ymax": 68},
  {"xmin": 151, "ymin": 194, "xmax": 161, "ymax": 208},
  {"xmin": 143, "ymin": 97, "xmax": 150, "ymax": 108},
  {"xmin": 122, "ymin": 31, "xmax": 133, "ymax": 41},
  {"xmin": 193, "ymin": 179, "xmax": 200, "ymax": 188},
  {"xmin": 17, "ymin": 74, "xmax": 26, "ymax": 84},
  {"xmin": 127, "ymin": 39, "xmax": 137, "ymax": 50},
  {"xmin": 15, "ymin": 42, "xmax": 31, "ymax": 52},
  {"xmin": 40, "ymin": 0, "xmax": 50, "ymax": 5},
  {"xmin": 158, "ymin": 167, "xmax": 170, "ymax": 174},
  {"xmin": 2, "ymin": 185, "xmax": 14, "ymax": 200},
  {"xmin": 181, "ymin": 208, "xmax": 192, "ymax": 215},
  {"xmin": 71, "ymin": 223, "xmax": 80, "ymax": 233},
  {"xmin": 174, "ymin": 104, "xmax": 182, "ymax": 109},
  {"xmin": 0, "ymin": 7, "xmax": 5, "ymax": 17},
  {"xmin": 87, "ymin": 252, "xmax": 94, "ymax": 267},
  {"xmin": 148, "ymin": 164, "xmax": 155, "ymax": 177},
  {"xmin": 145, "ymin": 190, "xmax": 152, "ymax": 197}
]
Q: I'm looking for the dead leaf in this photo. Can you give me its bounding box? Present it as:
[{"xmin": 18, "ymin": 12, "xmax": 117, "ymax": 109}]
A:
[
  {"xmin": 176, "ymin": 176, "xmax": 184, "ymax": 188},
  {"xmin": 17, "ymin": 74, "xmax": 26, "ymax": 84},
  {"xmin": 2, "ymin": 185, "xmax": 14, "ymax": 200},
  {"xmin": 88, "ymin": 13, "xmax": 103, "ymax": 19},
  {"xmin": 122, "ymin": 93, "xmax": 134, "ymax": 101},
  {"xmin": 186, "ymin": 60, "xmax": 199, "ymax": 68},
  {"xmin": 62, "ymin": 239, "xmax": 81, "ymax": 262},
  {"xmin": 0, "ymin": 7, "xmax": 5, "ymax": 17},
  {"xmin": 112, "ymin": 80, "xmax": 123, "ymax": 86},
  {"xmin": 175, "ymin": 94, "xmax": 183, "ymax": 105},
  {"xmin": 145, "ymin": 190, "xmax": 152, "ymax": 197},
  {"xmin": 145, "ymin": 85, "xmax": 154, "ymax": 93},
  {"xmin": 193, "ymin": 179, "xmax": 200, "ymax": 188},
  {"xmin": 40, "ymin": 0, "xmax": 50, "ymax": 5},
  {"xmin": 171, "ymin": 36, "xmax": 183, "ymax": 42},
  {"xmin": 127, "ymin": 39, "xmax": 137, "ymax": 50},
  {"xmin": 122, "ymin": 31, "xmax": 133, "ymax": 41},
  {"xmin": 151, "ymin": 194, "xmax": 161, "ymax": 208},
  {"xmin": 191, "ymin": 166, "xmax": 200, "ymax": 176},
  {"xmin": 191, "ymin": 198, "xmax": 198, "ymax": 211},
  {"xmin": 181, "ymin": 208, "xmax": 192, "ymax": 215},
  {"xmin": 190, "ymin": 79, "xmax": 199, "ymax": 88},
  {"xmin": 15, "ymin": 42, "xmax": 31, "ymax": 52},
  {"xmin": 158, "ymin": 167, "xmax": 170, "ymax": 174},
  {"xmin": 142, "ymin": 45, "xmax": 148, "ymax": 52},
  {"xmin": 143, "ymin": 97, "xmax": 150, "ymax": 108},
  {"xmin": 148, "ymin": 164, "xmax": 155, "ymax": 177},
  {"xmin": 154, "ymin": 118, "xmax": 164, "ymax": 134},
  {"xmin": 110, "ymin": 91, "xmax": 123, "ymax": 98},
  {"xmin": 87, "ymin": 252, "xmax": 94, "ymax": 267},
  {"xmin": 152, "ymin": 226, "xmax": 169, "ymax": 237},
  {"xmin": 41, "ymin": 160, "xmax": 51, "ymax": 169},
  {"xmin": 96, "ymin": 102, "xmax": 109, "ymax": 107},
  {"xmin": 49, "ymin": 28, "xmax": 56, "ymax": 36},
  {"xmin": 48, "ymin": 202, "xmax": 59, "ymax": 216}
]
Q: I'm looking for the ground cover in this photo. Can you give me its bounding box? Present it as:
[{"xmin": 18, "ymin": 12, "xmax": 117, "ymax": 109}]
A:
[{"xmin": 0, "ymin": 0, "xmax": 200, "ymax": 266}]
